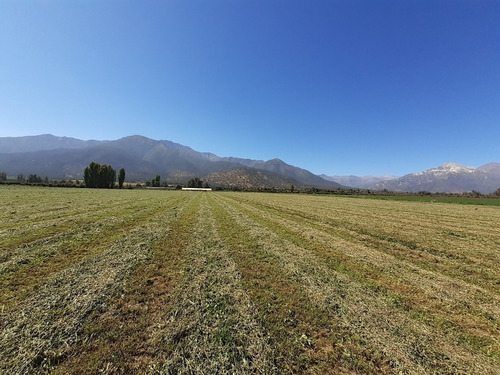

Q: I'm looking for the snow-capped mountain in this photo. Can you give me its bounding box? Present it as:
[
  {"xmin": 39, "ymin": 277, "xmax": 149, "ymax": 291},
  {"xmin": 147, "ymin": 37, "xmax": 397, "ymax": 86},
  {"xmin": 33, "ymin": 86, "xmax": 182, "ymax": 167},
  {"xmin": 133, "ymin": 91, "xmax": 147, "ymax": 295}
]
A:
[
  {"xmin": 371, "ymin": 162, "xmax": 500, "ymax": 194},
  {"xmin": 415, "ymin": 162, "xmax": 476, "ymax": 176}
]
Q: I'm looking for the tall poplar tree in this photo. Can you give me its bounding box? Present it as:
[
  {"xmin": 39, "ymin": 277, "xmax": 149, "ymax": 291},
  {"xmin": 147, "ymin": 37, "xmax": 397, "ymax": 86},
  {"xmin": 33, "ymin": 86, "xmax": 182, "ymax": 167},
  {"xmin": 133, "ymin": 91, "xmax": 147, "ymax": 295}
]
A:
[
  {"xmin": 84, "ymin": 162, "xmax": 116, "ymax": 188},
  {"xmin": 118, "ymin": 168, "xmax": 126, "ymax": 189}
]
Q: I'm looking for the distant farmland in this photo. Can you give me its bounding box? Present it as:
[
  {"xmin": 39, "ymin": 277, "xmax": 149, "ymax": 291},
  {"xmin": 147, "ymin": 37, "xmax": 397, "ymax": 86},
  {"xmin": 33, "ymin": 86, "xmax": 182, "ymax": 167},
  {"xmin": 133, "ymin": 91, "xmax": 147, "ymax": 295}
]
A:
[{"xmin": 1, "ymin": 186, "xmax": 499, "ymax": 374}]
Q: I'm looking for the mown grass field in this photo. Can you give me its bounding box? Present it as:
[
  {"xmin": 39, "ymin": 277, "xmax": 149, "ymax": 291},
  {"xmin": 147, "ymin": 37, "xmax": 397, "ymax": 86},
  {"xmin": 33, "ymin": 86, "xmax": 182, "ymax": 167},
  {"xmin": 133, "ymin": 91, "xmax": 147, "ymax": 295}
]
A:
[
  {"xmin": 1, "ymin": 185, "xmax": 499, "ymax": 374},
  {"xmin": 354, "ymin": 194, "xmax": 500, "ymax": 206}
]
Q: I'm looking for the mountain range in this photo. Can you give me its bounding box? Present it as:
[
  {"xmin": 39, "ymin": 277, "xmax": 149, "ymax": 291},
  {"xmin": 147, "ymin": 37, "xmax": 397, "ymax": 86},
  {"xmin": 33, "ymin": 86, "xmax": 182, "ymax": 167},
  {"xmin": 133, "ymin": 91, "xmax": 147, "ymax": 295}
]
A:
[
  {"xmin": 0, "ymin": 134, "xmax": 498, "ymax": 193},
  {"xmin": 369, "ymin": 162, "xmax": 500, "ymax": 194},
  {"xmin": 0, "ymin": 134, "xmax": 341, "ymax": 189}
]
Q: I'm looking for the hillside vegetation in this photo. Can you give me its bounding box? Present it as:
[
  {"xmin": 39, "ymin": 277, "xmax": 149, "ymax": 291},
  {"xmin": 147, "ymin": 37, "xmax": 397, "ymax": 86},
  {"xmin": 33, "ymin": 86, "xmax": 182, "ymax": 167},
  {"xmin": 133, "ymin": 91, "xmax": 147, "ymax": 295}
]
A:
[{"xmin": 1, "ymin": 186, "xmax": 499, "ymax": 374}]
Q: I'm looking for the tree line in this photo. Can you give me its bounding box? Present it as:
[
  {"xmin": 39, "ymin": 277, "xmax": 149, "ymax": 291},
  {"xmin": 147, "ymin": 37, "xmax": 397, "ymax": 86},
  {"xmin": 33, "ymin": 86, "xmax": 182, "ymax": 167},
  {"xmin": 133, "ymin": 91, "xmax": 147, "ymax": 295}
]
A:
[{"xmin": 2, "ymin": 165, "xmax": 500, "ymax": 196}]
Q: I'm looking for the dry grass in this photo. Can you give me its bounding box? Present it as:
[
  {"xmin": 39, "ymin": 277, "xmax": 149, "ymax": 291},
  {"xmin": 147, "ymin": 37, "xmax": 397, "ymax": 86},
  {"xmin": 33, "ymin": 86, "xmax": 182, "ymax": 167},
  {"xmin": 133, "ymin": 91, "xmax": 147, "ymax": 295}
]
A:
[
  {"xmin": 146, "ymin": 194, "xmax": 274, "ymax": 374},
  {"xmin": 1, "ymin": 186, "xmax": 499, "ymax": 374},
  {"xmin": 52, "ymin": 191, "xmax": 198, "ymax": 374},
  {"xmin": 215, "ymin": 192, "xmax": 500, "ymax": 374},
  {"xmin": 0, "ymin": 187, "xmax": 191, "ymax": 373}
]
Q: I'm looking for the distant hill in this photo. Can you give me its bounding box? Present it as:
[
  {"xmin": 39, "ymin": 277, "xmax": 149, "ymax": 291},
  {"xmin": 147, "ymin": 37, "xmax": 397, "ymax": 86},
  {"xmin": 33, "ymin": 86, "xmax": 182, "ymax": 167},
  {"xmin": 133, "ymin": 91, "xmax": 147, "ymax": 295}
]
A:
[
  {"xmin": 371, "ymin": 162, "xmax": 500, "ymax": 194},
  {"xmin": 0, "ymin": 134, "xmax": 341, "ymax": 189},
  {"xmin": 204, "ymin": 167, "xmax": 303, "ymax": 190},
  {"xmin": 224, "ymin": 157, "xmax": 337, "ymax": 188},
  {"xmin": 319, "ymin": 174, "xmax": 398, "ymax": 189}
]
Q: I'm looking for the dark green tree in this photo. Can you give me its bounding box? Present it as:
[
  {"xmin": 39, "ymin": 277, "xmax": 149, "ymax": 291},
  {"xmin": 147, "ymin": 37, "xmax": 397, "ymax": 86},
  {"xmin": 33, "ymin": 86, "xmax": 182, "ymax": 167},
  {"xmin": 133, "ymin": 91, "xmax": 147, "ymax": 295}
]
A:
[
  {"xmin": 118, "ymin": 168, "xmax": 126, "ymax": 189},
  {"xmin": 187, "ymin": 177, "xmax": 203, "ymax": 188},
  {"xmin": 151, "ymin": 175, "xmax": 160, "ymax": 187},
  {"xmin": 0, "ymin": 172, "xmax": 6, "ymax": 181},
  {"xmin": 28, "ymin": 174, "xmax": 42, "ymax": 183},
  {"xmin": 84, "ymin": 162, "xmax": 116, "ymax": 188},
  {"xmin": 84, "ymin": 162, "xmax": 100, "ymax": 188},
  {"xmin": 100, "ymin": 164, "xmax": 116, "ymax": 188}
]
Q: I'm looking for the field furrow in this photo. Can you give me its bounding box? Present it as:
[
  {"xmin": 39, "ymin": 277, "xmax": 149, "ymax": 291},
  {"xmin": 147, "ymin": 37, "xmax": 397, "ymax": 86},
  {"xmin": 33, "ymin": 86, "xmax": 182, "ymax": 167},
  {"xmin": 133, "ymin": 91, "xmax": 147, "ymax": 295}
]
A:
[
  {"xmin": 0, "ymin": 192, "xmax": 187, "ymax": 310},
  {"xmin": 147, "ymin": 193, "xmax": 274, "ymax": 374},
  {"xmin": 221, "ymin": 194, "xmax": 500, "ymax": 319},
  {"xmin": 0, "ymin": 189, "xmax": 194, "ymax": 373},
  {"xmin": 0, "ymin": 189, "xmax": 157, "ymax": 248},
  {"xmin": 51, "ymin": 192, "xmax": 198, "ymax": 374},
  {"xmin": 211, "ymin": 194, "xmax": 391, "ymax": 374},
  {"xmin": 1, "ymin": 186, "xmax": 498, "ymax": 374},
  {"xmin": 213, "ymin": 193, "xmax": 500, "ymax": 374},
  {"xmin": 225, "ymin": 193, "xmax": 500, "ymax": 293}
]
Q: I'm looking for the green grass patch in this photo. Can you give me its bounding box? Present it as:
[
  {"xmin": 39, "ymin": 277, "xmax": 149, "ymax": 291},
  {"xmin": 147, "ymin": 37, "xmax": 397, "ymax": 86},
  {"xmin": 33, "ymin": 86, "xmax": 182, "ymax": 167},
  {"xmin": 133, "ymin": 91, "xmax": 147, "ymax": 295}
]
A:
[{"xmin": 353, "ymin": 194, "xmax": 500, "ymax": 206}]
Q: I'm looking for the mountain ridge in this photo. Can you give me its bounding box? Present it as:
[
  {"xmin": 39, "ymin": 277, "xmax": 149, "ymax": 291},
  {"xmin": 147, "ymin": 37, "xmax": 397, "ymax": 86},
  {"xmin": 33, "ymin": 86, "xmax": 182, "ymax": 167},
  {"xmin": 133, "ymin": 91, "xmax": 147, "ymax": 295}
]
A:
[
  {"xmin": 0, "ymin": 134, "xmax": 341, "ymax": 189},
  {"xmin": 1, "ymin": 135, "xmax": 498, "ymax": 193},
  {"xmin": 371, "ymin": 162, "xmax": 500, "ymax": 194}
]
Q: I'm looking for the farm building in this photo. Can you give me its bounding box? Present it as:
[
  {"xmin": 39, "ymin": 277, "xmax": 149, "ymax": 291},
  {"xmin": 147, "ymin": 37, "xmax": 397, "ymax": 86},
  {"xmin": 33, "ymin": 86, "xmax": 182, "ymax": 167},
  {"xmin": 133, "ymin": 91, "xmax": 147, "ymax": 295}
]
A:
[{"xmin": 181, "ymin": 187, "xmax": 212, "ymax": 191}]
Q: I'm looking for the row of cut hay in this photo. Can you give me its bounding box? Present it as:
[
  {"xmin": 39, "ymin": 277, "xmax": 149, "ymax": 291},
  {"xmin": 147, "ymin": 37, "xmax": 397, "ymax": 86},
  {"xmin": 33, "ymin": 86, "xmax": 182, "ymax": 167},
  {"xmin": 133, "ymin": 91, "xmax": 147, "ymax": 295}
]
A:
[
  {"xmin": 239, "ymin": 193, "xmax": 500, "ymax": 246},
  {"xmin": 0, "ymin": 190, "xmax": 192, "ymax": 373},
  {"xmin": 225, "ymin": 193, "xmax": 500, "ymax": 344},
  {"xmin": 227, "ymin": 193, "xmax": 500, "ymax": 293},
  {"xmin": 225, "ymin": 194, "xmax": 500, "ymax": 318},
  {"xmin": 210, "ymin": 194, "xmax": 382, "ymax": 373},
  {"xmin": 147, "ymin": 193, "xmax": 274, "ymax": 374},
  {"xmin": 51, "ymin": 192, "xmax": 199, "ymax": 374},
  {"xmin": 214, "ymin": 193, "xmax": 500, "ymax": 374},
  {"xmin": 0, "ymin": 188, "xmax": 162, "ymax": 250},
  {"xmin": 228, "ymin": 194, "xmax": 500, "ymax": 369},
  {"xmin": 0, "ymin": 191, "xmax": 181, "ymax": 311}
]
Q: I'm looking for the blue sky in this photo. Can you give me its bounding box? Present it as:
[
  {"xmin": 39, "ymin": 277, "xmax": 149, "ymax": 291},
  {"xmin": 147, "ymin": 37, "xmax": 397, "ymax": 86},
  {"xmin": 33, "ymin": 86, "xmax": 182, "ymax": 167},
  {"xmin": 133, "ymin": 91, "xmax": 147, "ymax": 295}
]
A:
[{"xmin": 1, "ymin": 0, "xmax": 499, "ymax": 176}]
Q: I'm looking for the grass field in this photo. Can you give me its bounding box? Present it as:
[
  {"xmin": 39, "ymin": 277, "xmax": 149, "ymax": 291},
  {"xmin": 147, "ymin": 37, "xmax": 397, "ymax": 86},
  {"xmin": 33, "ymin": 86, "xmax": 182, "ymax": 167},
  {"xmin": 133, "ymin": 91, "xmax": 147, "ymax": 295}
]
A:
[
  {"xmin": 353, "ymin": 194, "xmax": 500, "ymax": 206},
  {"xmin": 1, "ymin": 186, "xmax": 499, "ymax": 374}
]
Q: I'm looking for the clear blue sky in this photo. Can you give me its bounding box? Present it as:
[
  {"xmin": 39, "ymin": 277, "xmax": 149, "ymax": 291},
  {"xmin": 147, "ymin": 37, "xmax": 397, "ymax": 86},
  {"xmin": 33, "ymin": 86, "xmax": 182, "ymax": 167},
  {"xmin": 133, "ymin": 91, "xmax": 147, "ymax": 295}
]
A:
[{"xmin": 1, "ymin": 0, "xmax": 499, "ymax": 176}]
